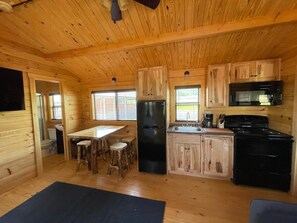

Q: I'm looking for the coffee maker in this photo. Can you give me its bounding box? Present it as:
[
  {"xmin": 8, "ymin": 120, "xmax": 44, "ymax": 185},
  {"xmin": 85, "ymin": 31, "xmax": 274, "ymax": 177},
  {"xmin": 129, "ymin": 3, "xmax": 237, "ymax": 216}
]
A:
[{"xmin": 202, "ymin": 113, "xmax": 213, "ymax": 128}]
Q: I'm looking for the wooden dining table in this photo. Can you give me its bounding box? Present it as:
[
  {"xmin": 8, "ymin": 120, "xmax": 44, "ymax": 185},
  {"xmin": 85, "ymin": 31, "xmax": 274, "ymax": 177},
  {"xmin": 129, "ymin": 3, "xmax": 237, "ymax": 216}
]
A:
[{"xmin": 68, "ymin": 125, "xmax": 127, "ymax": 174}]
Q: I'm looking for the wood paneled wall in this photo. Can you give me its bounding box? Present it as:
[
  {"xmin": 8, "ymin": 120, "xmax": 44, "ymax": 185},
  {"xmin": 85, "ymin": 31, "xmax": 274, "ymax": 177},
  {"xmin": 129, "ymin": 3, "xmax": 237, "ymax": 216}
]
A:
[
  {"xmin": 168, "ymin": 68, "xmax": 206, "ymax": 123},
  {"xmin": 79, "ymin": 78, "xmax": 137, "ymax": 141},
  {"xmin": 0, "ymin": 45, "xmax": 81, "ymax": 194},
  {"xmin": 268, "ymin": 57, "xmax": 296, "ymax": 135},
  {"xmin": 168, "ymin": 68, "xmax": 268, "ymax": 124}
]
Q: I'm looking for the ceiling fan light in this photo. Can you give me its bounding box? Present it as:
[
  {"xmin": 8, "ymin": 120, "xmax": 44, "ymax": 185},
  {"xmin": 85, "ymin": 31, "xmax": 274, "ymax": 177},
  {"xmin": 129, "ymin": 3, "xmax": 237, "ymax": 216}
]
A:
[
  {"xmin": 0, "ymin": 1, "xmax": 13, "ymax": 12},
  {"xmin": 118, "ymin": 0, "xmax": 132, "ymax": 11},
  {"xmin": 101, "ymin": 0, "xmax": 112, "ymax": 11}
]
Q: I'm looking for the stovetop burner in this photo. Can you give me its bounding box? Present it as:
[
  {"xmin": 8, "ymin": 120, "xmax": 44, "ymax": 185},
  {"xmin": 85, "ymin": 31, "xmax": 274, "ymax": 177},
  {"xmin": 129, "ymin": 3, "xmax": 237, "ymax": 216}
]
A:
[
  {"xmin": 230, "ymin": 127, "xmax": 290, "ymax": 138},
  {"xmin": 224, "ymin": 115, "xmax": 291, "ymax": 138}
]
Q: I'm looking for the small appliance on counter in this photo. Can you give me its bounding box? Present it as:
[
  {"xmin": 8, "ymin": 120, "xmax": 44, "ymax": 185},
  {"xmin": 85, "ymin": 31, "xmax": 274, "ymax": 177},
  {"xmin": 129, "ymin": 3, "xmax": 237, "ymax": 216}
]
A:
[
  {"xmin": 217, "ymin": 114, "xmax": 225, "ymax": 129},
  {"xmin": 202, "ymin": 113, "xmax": 213, "ymax": 128}
]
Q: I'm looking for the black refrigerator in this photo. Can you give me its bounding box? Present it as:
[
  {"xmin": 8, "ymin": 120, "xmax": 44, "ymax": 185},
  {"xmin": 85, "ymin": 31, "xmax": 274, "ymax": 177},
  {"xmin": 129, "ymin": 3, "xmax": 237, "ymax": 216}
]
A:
[{"xmin": 137, "ymin": 100, "xmax": 166, "ymax": 174}]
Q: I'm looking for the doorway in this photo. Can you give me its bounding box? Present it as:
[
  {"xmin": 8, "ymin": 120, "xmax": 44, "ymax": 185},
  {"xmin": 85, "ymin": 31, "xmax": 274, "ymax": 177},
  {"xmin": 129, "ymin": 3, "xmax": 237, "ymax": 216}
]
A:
[{"xmin": 35, "ymin": 80, "xmax": 65, "ymax": 170}]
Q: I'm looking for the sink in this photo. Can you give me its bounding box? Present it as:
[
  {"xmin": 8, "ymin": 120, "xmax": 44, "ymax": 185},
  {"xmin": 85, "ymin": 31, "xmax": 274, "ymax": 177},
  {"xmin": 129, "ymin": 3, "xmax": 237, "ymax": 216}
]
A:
[{"xmin": 173, "ymin": 126, "xmax": 204, "ymax": 133}]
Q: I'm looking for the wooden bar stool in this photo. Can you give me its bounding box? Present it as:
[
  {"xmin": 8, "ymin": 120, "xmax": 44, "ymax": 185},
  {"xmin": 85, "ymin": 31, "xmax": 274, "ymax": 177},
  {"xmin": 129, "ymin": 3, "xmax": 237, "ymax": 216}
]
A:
[
  {"xmin": 76, "ymin": 140, "xmax": 91, "ymax": 171},
  {"xmin": 107, "ymin": 142, "xmax": 129, "ymax": 179},
  {"xmin": 121, "ymin": 136, "xmax": 136, "ymax": 165}
]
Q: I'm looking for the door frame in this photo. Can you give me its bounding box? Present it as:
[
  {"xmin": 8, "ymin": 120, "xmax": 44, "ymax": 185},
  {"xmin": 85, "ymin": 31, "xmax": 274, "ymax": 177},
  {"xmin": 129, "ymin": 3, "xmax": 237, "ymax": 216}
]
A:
[
  {"xmin": 291, "ymin": 65, "xmax": 297, "ymax": 196},
  {"xmin": 28, "ymin": 73, "xmax": 67, "ymax": 176}
]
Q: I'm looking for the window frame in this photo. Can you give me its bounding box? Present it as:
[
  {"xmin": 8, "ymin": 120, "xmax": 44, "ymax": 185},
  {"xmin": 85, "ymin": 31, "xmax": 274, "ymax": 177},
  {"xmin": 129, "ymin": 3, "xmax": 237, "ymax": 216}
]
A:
[
  {"xmin": 174, "ymin": 85, "xmax": 200, "ymax": 122},
  {"xmin": 92, "ymin": 89, "xmax": 136, "ymax": 121},
  {"xmin": 49, "ymin": 93, "xmax": 62, "ymax": 120}
]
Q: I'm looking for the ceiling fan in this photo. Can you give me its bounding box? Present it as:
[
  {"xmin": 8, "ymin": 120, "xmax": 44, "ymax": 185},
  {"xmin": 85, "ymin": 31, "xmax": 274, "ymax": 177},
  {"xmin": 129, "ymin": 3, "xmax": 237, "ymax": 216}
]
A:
[
  {"xmin": 0, "ymin": 0, "xmax": 32, "ymax": 12},
  {"xmin": 101, "ymin": 0, "xmax": 160, "ymax": 23}
]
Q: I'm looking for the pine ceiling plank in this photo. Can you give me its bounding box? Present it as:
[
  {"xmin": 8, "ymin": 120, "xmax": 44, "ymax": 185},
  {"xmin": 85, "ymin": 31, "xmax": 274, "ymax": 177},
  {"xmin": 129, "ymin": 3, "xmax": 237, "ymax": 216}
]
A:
[
  {"xmin": 135, "ymin": 48, "xmax": 150, "ymax": 68},
  {"xmin": 126, "ymin": 4, "xmax": 146, "ymax": 38},
  {"xmin": 45, "ymin": 8, "xmax": 297, "ymax": 59}
]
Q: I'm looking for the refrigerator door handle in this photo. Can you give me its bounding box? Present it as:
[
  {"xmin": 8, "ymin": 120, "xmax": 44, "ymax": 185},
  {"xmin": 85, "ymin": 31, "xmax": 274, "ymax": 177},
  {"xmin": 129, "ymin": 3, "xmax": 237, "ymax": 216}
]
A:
[{"xmin": 152, "ymin": 125, "xmax": 163, "ymax": 129}]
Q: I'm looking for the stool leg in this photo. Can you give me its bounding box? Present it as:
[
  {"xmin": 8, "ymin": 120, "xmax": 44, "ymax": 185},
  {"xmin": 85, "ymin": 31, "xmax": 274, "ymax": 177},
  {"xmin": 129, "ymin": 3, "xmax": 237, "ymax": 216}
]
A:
[
  {"xmin": 107, "ymin": 150, "xmax": 114, "ymax": 176},
  {"xmin": 118, "ymin": 150, "xmax": 123, "ymax": 179},
  {"xmin": 129, "ymin": 142, "xmax": 134, "ymax": 165},
  {"xmin": 76, "ymin": 146, "xmax": 81, "ymax": 171},
  {"xmin": 86, "ymin": 146, "xmax": 91, "ymax": 170},
  {"xmin": 123, "ymin": 147, "xmax": 130, "ymax": 170}
]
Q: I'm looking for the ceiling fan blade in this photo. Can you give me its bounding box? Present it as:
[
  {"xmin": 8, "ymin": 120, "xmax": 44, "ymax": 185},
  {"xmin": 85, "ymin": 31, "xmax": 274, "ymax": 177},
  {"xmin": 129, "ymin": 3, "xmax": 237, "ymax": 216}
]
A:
[
  {"xmin": 0, "ymin": 1, "xmax": 13, "ymax": 12},
  {"xmin": 134, "ymin": 0, "xmax": 160, "ymax": 9}
]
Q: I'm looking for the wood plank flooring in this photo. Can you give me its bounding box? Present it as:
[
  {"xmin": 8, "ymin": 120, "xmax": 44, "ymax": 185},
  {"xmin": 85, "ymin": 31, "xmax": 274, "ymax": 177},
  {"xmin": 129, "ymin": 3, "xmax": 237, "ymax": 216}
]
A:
[{"xmin": 1, "ymin": 154, "xmax": 297, "ymax": 223}]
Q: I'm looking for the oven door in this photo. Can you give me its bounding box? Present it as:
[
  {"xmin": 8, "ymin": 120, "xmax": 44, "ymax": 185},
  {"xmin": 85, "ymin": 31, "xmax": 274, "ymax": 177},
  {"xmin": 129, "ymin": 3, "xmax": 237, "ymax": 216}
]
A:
[{"xmin": 233, "ymin": 135, "xmax": 293, "ymax": 191}]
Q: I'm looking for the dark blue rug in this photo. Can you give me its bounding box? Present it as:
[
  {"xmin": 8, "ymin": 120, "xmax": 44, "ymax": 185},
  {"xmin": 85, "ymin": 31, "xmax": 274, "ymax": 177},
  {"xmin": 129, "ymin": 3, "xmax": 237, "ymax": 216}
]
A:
[{"xmin": 0, "ymin": 181, "xmax": 166, "ymax": 223}]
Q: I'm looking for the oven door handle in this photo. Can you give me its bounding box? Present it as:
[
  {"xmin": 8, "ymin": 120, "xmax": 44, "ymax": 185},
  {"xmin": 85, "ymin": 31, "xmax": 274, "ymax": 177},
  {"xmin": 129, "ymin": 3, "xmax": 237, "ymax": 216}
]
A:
[{"xmin": 248, "ymin": 153, "xmax": 279, "ymax": 158}]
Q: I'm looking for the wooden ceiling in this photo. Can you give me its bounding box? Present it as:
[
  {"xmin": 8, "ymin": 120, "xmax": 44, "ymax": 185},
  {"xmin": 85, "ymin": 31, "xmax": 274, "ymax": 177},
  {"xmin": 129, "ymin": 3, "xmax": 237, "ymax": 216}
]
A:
[{"xmin": 1, "ymin": 0, "xmax": 297, "ymax": 82}]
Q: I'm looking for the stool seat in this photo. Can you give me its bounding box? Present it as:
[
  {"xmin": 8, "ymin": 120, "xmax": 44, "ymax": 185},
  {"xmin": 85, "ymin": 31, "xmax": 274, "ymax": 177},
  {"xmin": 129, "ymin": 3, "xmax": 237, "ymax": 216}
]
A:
[
  {"xmin": 110, "ymin": 142, "xmax": 127, "ymax": 150},
  {"xmin": 77, "ymin": 140, "xmax": 91, "ymax": 147},
  {"xmin": 120, "ymin": 136, "xmax": 136, "ymax": 165},
  {"xmin": 121, "ymin": 136, "xmax": 135, "ymax": 143}
]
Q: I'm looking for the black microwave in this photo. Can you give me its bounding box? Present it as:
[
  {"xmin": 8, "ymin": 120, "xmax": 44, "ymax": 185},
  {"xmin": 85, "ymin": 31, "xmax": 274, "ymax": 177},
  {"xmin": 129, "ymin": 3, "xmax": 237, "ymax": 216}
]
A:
[{"xmin": 229, "ymin": 81, "xmax": 283, "ymax": 106}]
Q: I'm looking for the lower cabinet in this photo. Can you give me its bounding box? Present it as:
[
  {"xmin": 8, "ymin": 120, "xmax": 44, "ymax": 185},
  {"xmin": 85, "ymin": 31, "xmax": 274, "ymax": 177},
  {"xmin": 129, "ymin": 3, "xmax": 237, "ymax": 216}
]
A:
[
  {"xmin": 201, "ymin": 135, "xmax": 233, "ymax": 179},
  {"xmin": 168, "ymin": 133, "xmax": 201, "ymax": 176},
  {"xmin": 167, "ymin": 133, "xmax": 233, "ymax": 180}
]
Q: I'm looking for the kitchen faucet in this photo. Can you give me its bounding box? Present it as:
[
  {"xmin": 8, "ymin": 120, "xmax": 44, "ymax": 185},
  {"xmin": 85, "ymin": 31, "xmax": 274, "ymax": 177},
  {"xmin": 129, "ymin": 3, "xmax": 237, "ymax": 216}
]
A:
[{"xmin": 186, "ymin": 112, "xmax": 190, "ymax": 126}]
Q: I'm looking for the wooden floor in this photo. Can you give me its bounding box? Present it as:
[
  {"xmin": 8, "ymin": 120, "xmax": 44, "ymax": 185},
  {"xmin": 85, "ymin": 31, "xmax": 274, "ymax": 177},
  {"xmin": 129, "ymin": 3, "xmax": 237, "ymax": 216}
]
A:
[{"xmin": 1, "ymin": 154, "xmax": 297, "ymax": 223}]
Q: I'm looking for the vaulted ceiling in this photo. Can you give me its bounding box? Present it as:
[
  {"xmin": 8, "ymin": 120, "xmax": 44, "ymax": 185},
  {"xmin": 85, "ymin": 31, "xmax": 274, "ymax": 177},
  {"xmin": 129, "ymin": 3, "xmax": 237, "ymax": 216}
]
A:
[{"xmin": 1, "ymin": 0, "xmax": 297, "ymax": 82}]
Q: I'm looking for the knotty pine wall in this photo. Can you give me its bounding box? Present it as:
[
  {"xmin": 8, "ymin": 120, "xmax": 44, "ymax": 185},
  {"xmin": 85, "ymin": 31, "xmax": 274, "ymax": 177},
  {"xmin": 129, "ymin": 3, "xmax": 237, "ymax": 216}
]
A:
[
  {"xmin": 0, "ymin": 44, "xmax": 82, "ymax": 194},
  {"xmin": 168, "ymin": 68, "xmax": 206, "ymax": 123},
  {"xmin": 168, "ymin": 68, "xmax": 268, "ymax": 124},
  {"xmin": 268, "ymin": 57, "xmax": 296, "ymax": 135},
  {"xmin": 80, "ymin": 78, "xmax": 137, "ymax": 142}
]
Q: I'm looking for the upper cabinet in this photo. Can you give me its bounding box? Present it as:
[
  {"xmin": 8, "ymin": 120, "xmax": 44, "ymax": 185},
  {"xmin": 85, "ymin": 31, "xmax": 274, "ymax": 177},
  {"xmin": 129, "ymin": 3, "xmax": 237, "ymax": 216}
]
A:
[
  {"xmin": 206, "ymin": 63, "xmax": 231, "ymax": 107},
  {"xmin": 231, "ymin": 58, "xmax": 281, "ymax": 83},
  {"xmin": 136, "ymin": 66, "xmax": 167, "ymax": 100}
]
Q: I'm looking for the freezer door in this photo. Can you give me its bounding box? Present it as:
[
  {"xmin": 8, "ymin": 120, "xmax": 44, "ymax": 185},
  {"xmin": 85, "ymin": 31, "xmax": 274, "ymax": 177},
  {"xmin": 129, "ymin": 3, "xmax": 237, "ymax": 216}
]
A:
[{"xmin": 137, "ymin": 101, "xmax": 166, "ymax": 128}]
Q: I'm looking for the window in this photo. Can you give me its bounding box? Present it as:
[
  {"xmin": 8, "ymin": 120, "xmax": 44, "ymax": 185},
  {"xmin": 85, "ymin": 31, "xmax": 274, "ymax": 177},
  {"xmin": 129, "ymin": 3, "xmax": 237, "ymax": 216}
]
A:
[
  {"xmin": 175, "ymin": 86, "xmax": 200, "ymax": 122},
  {"xmin": 49, "ymin": 94, "xmax": 62, "ymax": 120},
  {"xmin": 92, "ymin": 90, "xmax": 136, "ymax": 120}
]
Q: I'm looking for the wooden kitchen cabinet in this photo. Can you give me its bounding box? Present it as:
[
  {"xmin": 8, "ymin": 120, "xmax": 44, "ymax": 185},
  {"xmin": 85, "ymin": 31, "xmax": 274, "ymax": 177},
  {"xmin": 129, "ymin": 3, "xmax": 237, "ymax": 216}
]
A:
[
  {"xmin": 206, "ymin": 63, "xmax": 231, "ymax": 107},
  {"xmin": 136, "ymin": 66, "xmax": 167, "ymax": 100},
  {"xmin": 256, "ymin": 59, "xmax": 281, "ymax": 81},
  {"xmin": 167, "ymin": 133, "xmax": 201, "ymax": 176},
  {"xmin": 231, "ymin": 59, "xmax": 280, "ymax": 83},
  {"xmin": 201, "ymin": 135, "xmax": 233, "ymax": 179},
  {"xmin": 167, "ymin": 132, "xmax": 233, "ymax": 180}
]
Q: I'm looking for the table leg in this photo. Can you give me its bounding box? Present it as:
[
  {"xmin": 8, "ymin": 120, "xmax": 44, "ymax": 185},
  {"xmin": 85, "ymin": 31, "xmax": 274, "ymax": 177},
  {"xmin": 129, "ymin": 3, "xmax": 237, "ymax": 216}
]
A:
[{"xmin": 91, "ymin": 139, "xmax": 99, "ymax": 174}]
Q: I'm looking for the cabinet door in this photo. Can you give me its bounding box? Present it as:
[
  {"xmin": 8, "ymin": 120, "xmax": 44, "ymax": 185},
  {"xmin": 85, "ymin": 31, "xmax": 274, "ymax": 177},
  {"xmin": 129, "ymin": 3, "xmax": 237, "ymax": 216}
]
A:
[
  {"xmin": 136, "ymin": 68, "xmax": 150, "ymax": 99},
  {"xmin": 207, "ymin": 64, "xmax": 230, "ymax": 107},
  {"xmin": 256, "ymin": 59, "xmax": 280, "ymax": 81},
  {"xmin": 167, "ymin": 133, "xmax": 201, "ymax": 175},
  {"xmin": 232, "ymin": 62, "xmax": 256, "ymax": 83},
  {"xmin": 174, "ymin": 142, "xmax": 201, "ymax": 174},
  {"xmin": 150, "ymin": 66, "xmax": 167, "ymax": 100},
  {"xmin": 202, "ymin": 136, "xmax": 233, "ymax": 179},
  {"xmin": 136, "ymin": 66, "xmax": 167, "ymax": 100}
]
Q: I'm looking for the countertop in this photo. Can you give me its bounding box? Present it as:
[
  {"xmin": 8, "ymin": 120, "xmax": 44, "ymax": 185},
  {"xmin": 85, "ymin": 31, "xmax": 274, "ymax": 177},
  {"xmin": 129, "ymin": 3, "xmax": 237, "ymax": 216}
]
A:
[{"xmin": 167, "ymin": 126, "xmax": 234, "ymax": 135}]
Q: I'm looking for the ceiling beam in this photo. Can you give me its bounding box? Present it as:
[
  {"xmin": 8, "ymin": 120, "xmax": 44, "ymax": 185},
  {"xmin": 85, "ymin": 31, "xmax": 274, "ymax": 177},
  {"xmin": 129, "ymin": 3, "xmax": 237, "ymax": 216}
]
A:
[{"xmin": 45, "ymin": 8, "xmax": 297, "ymax": 60}]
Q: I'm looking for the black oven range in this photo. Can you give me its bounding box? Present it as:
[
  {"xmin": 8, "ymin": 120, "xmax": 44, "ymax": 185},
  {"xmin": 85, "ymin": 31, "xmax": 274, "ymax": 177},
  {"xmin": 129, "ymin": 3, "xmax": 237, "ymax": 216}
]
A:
[{"xmin": 224, "ymin": 115, "xmax": 293, "ymax": 191}]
